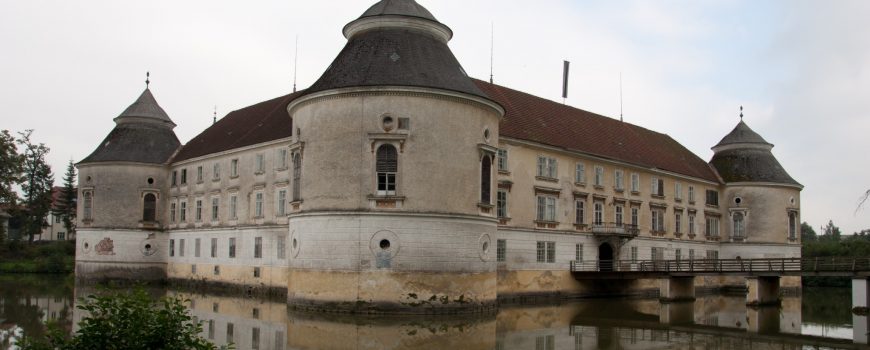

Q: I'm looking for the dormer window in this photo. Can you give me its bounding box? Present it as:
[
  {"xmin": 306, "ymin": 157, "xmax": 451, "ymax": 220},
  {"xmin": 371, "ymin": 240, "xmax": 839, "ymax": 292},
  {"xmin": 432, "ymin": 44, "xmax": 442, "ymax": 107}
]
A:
[{"xmin": 376, "ymin": 144, "xmax": 397, "ymax": 196}]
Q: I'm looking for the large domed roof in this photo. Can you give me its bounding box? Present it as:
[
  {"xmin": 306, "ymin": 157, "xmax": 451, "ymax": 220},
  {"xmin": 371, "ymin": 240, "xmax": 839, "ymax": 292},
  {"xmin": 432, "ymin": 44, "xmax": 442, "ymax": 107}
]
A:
[
  {"xmin": 359, "ymin": 0, "xmax": 438, "ymax": 22},
  {"xmin": 710, "ymin": 120, "xmax": 800, "ymax": 187}
]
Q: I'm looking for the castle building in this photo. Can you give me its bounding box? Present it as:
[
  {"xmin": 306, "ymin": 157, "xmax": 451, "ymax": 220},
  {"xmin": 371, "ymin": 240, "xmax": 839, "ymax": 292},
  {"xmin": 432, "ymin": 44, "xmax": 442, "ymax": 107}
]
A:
[{"xmin": 75, "ymin": 0, "xmax": 802, "ymax": 313}]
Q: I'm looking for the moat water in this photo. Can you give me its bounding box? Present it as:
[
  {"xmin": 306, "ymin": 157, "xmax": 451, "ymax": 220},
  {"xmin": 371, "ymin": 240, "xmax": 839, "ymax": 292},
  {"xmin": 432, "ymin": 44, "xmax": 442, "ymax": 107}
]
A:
[{"xmin": 0, "ymin": 274, "xmax": 864, "ymax": 349}]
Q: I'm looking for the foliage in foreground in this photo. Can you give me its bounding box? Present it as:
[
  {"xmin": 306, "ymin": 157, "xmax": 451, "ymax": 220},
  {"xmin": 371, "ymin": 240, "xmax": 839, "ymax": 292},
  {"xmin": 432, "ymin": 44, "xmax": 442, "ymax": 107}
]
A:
[{"xmin": 18, "ymin": 288, "xmax": 228, "ymax": 350}]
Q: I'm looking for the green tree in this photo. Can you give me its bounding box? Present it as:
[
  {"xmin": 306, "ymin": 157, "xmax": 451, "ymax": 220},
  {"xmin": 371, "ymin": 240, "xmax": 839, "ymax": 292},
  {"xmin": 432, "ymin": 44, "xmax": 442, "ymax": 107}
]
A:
[
  {"xmin": 801, "ymin": 222, "xmax": 817, "ymax": 242},
  {"xmin": 17, "ymin": 130, "xmax": 54, "ymax": 242},
  {"xmin": 819, "ymin": 220, "xmax": 842, "ymax": 242},
  {"xmin": 18, "ymin": 288, "xmax": 228, "ymax": 350},
  {"xmin": 0, "ymin": 130, "xmax": 24, "ymax": 243},
  {"xmin": 52, "ymin": 161, "xmax": 77, "ymax": 238}
]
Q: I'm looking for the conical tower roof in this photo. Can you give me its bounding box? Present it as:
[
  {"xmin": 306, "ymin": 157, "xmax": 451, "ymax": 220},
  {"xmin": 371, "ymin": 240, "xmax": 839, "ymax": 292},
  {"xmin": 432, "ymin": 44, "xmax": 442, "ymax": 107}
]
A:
[
  {"xmin": 114, "ymin": 88, "xmax": 176, "ymax": 127},
  {"xmin": 710, "ymin": 119, "xmax": 800, "ymax": 187},
  {"xmin": 305, "ymin": 0, "xmax": 490, "ymax": 100},
  {"xmin": 80, "ymin": 87, "xmax": 180, "ymax": 165}
]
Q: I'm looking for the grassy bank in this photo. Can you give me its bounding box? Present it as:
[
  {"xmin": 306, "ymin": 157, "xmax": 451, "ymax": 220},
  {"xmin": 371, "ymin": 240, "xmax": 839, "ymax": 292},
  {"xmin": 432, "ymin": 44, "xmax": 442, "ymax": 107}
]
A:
[{"xmin": 0, "ymin": 240, "xmax": 75, "ymax": 273}]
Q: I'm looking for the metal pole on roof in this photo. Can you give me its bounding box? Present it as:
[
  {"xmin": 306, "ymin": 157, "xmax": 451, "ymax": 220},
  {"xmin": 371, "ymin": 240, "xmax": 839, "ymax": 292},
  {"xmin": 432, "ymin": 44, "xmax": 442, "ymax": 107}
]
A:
[
  {"xmin": 620, "ymin": 72, "xmax": 624, "ymax": 122},
  {"xmin": 490, "ymin": 22, "xmax": 494, "ymax": 84},
  {"xmin": 293, "ymin": 35, "xmax": 299, "ymax": 93},
  {"xmin": 562, "ymin": 60, "xmax": 570, "ymax": 104}
]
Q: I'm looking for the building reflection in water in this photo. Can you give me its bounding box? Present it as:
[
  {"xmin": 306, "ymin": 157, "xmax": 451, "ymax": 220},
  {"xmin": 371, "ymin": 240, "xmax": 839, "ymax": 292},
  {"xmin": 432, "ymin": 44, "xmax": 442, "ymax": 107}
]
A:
[{"xmin": 68, "ymin": 284, "xmax": 869, "ymax": 349}]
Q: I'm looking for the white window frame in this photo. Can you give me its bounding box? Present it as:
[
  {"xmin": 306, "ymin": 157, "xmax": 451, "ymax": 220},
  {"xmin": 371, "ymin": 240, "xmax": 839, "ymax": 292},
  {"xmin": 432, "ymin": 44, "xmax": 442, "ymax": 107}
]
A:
[
  {"xmin": 277, "ymin": 189, "xmax": 287, "ymax": 216},
  {"xmin": 675, "ymin": 182, "xmax": 683, "ymax": 200},
  {"xmin": 211, "ymin": 197, "xmax": 219, "ymax": 222},
  {"xmin": 594, "ymin": 166, "xmax": 604, "ymax": 187},
  {"xmin": 229, "ymin": 194, "xmax": 238, "ymax": 220},
  {"xmin": 230, "ymin": 159, "xmax": 239, "ymax": 178},
  {"xmin": 574, "ymin": 199, "xmax": 585, "ymax": 224},
  {"xmin": 496, "ymin": 190, "xmax": 508, "ymax": 218},
  {"xmin": 614, "ymin": 170, "xmax": 624, "ymax": 190},
  {"xmin": 497, "ymin": 149, "xmax": 508, "ymax": 172},
  {"xmin": 254, "ymin": 192, "xmax": 264, "ymax": 218},
  {"xmin": 536, "ymin": 195, "xmax": 557, "ymax": 222},
  {"xmin": 536, "ymin": 156, "xmax": 557, "ymax": 178},
  {"xmin": 593, "ymin": 202, "xmax": 604, "ymax": 226},
  {"xmin": 615, "ymin": 205, "xmax": 624, "ymax": 226},
  {"xmin": 255, "ymin": 153, "xmax": 265, "ymax": 174},
  {"xmin": 575, "ymin": 163, "xmax": 586, "ymax": 184},
  {"xmin": 630, "ymin": 173, "xmax": 640, "ymax": 193}
]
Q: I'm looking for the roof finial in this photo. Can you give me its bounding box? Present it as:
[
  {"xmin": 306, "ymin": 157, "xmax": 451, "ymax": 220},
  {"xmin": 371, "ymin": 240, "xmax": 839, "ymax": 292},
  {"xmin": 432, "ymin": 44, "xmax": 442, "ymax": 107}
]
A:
[
  {"xmin": 293, "ymin": 35, "xmax": 299, "ymax": 93},
  {"xmin": 740, "ymin": 105, "xmax": 744, "ymax": 121},
  {"xmin": 489, "ymin": 22, "xmax": 494, "ymax": 84},
  {"xmin": 213, "ymin": 105, "xmax": 217, "ymax": 124},
  {"xmin": 145, "ymin": 71, "xmax": 150, "ymax": 89}
]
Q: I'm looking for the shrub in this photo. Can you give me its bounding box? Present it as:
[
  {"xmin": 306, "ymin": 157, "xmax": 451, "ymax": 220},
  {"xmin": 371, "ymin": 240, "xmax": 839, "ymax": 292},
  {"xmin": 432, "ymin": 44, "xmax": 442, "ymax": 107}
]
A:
[{"xmin": 18, "ymin": 288, "xmax": 229, "ymax": 350}]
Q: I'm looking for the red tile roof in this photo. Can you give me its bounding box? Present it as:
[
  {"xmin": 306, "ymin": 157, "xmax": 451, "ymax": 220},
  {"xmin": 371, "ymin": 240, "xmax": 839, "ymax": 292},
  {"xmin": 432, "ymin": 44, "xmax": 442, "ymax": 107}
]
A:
[
  {"xmin": 171, "ymin": 82, "xmax": 719, "ymax": 183},
  {"xmin": 172, "ymin": 91, "xmax": 302, "ymax": 162},
  {"xmin": 474, "ymin": 79, "xmax": 720, "ymax": 182}
]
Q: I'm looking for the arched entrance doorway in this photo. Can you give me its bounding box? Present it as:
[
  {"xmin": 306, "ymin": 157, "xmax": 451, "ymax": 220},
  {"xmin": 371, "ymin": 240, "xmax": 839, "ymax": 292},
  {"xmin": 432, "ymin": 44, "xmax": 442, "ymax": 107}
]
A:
[{"xmin": 598, "ymin": 243, "xmax": 614, "ymax": 272}]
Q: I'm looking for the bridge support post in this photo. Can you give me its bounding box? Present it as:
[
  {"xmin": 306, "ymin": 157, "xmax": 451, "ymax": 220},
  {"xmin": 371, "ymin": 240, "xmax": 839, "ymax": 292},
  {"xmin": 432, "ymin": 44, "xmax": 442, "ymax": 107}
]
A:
[
  {"xmin": 746, "ymin": 276, "xmax": 780, "ymax": 307},
  {"xmin": 659, "ymin": 276, "xmax": 695, "ymax": 303},
  {"xmin": 659, "ymin": 301, "xmax": 694, "ymax": 325},
  {"xmin": 746, "ymin": 306, "xmax": 780, "ymax": 334},
  {"xmin": 852, "ymin": 278, "xmax": 869, "ymax": 313}
]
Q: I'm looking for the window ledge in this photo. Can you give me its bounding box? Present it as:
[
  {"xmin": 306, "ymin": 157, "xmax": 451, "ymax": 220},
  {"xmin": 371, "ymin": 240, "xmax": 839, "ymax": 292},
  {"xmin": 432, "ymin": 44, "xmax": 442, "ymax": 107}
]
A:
[
  {"xmin": 574, "ymin": 182, "xmax": 586, "ymax": 187},
  {"xmin": 593, "ymin": 185, "xmax": 605, "ymax": 190},
  {"xmin": 705, "ymin": 235, "xmax": 721, "ymax": 241},
  {"xmin": 212, "ymin": 178, "xmax": 220, "ymax": 182},
  {"xmin": 535, "ymin": 176, "xmax": 558, "ymax": 183},
  {"xmin": 229, "ymin": 175, "xmax": 239, "ymax": 179},
  {"xmin": 498, "ymin": 217, "xmax": 511, "ymax": 225},
  {"xmin": 651, "ymin": 194, "xmax": 666, "ymax": 199},
  {"xmin": 674, "ymin": 198, "xmax": 682, "ymax": 202},
  {"xmin": 688, "ymin": 201, "xmax": 696, "ymax": 205},
  {"xmin": 630, "ymin": 191, "xmax": 641, "ymax": 196},
  {"xmin": 706, "ymin": 204, "xmax": 719, "ymax": 209},
  {"xmin": 477, "ymin": 202, "xmax": 494, "ymax": 209},
  {"xmin": 573, "ymin": 223, "xmax": 588, "ymax": 230},
  {"xmin": 367, "ymin": 195, "xmax": 405, "ymax": 209},
  {"xmin": 687, "ymin": 233, "xmax": 697, "ymax": 239},
  {"xmin": 534, "ymin": 220, "xmax": 559, "ymax": 229},
  {"xmin": 614, "ymin": 188, "xmax": 624, "ymax": 193},
  {"xmin": 498, "ymin": 170, "xmax": 511, "ymax": 175},
  {"xmin": 254, "ymin": 171, "xmax": 265, "ymax": 175},
  {"xmin": 275, "ymin": 167, "xmax": 289, "ymax": 172}
]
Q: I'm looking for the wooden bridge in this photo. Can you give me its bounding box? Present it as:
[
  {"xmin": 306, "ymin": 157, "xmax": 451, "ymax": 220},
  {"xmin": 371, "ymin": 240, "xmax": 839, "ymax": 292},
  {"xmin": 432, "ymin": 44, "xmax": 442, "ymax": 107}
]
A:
[{"xmin": 569, "ymin": 257, "xmax": 870, "ymax": 307}]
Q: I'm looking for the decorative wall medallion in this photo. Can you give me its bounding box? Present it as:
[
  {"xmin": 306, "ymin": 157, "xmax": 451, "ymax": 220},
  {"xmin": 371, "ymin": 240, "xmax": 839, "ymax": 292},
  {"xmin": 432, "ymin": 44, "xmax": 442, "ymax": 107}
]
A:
[
  {"xmin": 370, "ymin": 230, "xmax": 400, "ymax": 269},
  {"xmin": 81, "ymin": 240, "xmax": 91, "ymax": 253},
  {"xmin": 478, "ymin": 233, "xmax": 492, "ymax": 261},
  {"xmin": 95, "ymin": 237, "xmax": 115, "ymax": 255},
  {"xmin": 140, "ymin": 239, "xmax": 157, "ymax": 256}
]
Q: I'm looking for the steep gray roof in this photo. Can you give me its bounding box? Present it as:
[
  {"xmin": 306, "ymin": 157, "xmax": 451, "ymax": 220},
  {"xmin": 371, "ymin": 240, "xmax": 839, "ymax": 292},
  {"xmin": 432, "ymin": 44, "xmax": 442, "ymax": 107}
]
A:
[
  {"xmin": 359, "ymin": 0, "xmax": 438, "ymax": 22},
  {"xmin": 306, "ymin": 28, "xmax": 487, "ymax": 98},
  {"xmin": 714, "ymin": 120, "xmax": 770, "ymax": 148},
  {"xmin": 710, "ymin": 120, "xmax": 800, "ymax": 186},
  {"xmin": 80, "ymin": 88, "xmax": 181, "ymax": 165}
]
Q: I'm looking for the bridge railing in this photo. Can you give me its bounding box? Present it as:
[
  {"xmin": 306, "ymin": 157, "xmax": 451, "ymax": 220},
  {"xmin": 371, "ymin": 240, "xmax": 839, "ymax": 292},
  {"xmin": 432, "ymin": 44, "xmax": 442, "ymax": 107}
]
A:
[{"xmin": 570, "ymin": 257, "xmax": 870, "ymax": 273}]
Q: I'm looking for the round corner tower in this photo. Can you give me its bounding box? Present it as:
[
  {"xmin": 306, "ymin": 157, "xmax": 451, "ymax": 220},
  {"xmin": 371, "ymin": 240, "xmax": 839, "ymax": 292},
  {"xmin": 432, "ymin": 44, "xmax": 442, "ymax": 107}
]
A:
[
  {"xmin": 285, "ymin": 0, "xmax": 504, "ymax": 313},
  {"xmin": 710, "ymin": 119, "xmax": 802, "ymax": 259},
  {"xmin": 76, "ymin": 86, "xmax": 181, "ymax": 281}
]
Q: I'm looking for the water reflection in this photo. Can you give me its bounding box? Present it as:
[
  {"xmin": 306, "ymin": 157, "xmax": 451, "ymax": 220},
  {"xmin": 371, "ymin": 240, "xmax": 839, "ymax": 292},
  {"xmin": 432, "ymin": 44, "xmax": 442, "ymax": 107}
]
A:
[{"xmin": 2, "ymin": 274, "xmax": 867, "ymax": 349}]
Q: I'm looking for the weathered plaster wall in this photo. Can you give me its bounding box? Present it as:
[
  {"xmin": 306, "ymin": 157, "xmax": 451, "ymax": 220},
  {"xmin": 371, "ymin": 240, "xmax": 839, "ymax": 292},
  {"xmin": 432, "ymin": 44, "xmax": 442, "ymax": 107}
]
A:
[{"xmin": 77, "ymin": 163, "xmax": 170, "ymax": 229}]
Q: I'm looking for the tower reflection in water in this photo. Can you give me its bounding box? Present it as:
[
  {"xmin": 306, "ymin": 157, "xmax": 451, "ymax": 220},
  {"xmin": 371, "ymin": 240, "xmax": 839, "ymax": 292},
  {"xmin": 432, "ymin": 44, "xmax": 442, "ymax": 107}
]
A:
[{"xmin": 70, "ymin": 285, "xmax": 864, "ymax": 349}]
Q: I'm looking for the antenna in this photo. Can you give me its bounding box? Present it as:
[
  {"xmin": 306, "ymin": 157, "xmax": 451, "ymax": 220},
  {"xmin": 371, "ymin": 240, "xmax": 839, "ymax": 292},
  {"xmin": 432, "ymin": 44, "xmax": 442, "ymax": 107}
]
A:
[
  {"xmin": 619, "ymin": 72, "xmax": 624, "ymax": 122},
  {"xmin": 293, "ymin": 35, "xmax": 299, "ymax": 93},
  {"xmin": 489, "ymin": 22, "xmax": 494, "ymax": 84},
  {"xmin": 145, "ymin": 71, "xmax": 150, "ymax": 89}
]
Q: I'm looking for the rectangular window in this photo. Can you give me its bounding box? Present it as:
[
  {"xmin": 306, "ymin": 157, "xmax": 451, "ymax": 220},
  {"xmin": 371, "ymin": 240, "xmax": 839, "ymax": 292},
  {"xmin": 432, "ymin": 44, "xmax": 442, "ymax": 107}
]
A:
[
  {"xmin": 575, "ymin": 163, "xmax": 586, "ymax": 183},
  {"xmin": 170, "ymin": 239, "xmax": 175, "ymax": 257},
  {"xmin": 705, "ymin": 190, "xmax": 719, "ymax": 206},
  {"xmin": 675, "ymin": 212, "xmax": 682, "ymax": 233},
  {"xmin": 277, "ymin": 190, "xmax": 287, "ymax": 216},
  {"xmin": 54, "ymin": 215, "xmax": 61, "ymax": 223},
  {"xmin": 229, "ymin": 195, "xmax": 238, "ymax": 220},
  {"xmin": 57, "ymin": 232, "xmax": 65, "ymax": 240},
  {"xmin": 194, "ymin": 238, "xmax": 201, "ymax": 257},
  {"xmin": 536, "ymin": 196, "xmax": 557, "ymax": 222},
  {"xmin": 615, "ymin": 205, "xmax": 624, "ymax": 226},
  {"xmin": 593, "ymin": 202, "xmax": 603, "ymax": 226},
  {"xmin": 180, "ymin": 201, "xmax": 187, "ymax": 222},
  {"xmin": 171, "ymin": 171, "xmax": 177, "ymax": 186},
  {"xmin": 170, "ymin": 202, "xmax": 177, "ymax": 223},
  {"xmin": 651, "ymin": 247, "xmax": 660, "ymax": 261},
  {"xmin": 253, "ymin": 267, "xmax": 261, "ymax": 278},
  {"xmin": 536, "ymin": 156, "xmax": 557, "ymax": 178},
  {"xmin": 594, "ymin": 166, "xmax": 604, "ymax": 187},
  {"xmin": 615, "ymin": 170, "xmax": 624, "ymax": 190},
  {"xmin": 229, "ymin": 237, "xmax": 236, "ymax": 258},
  {"xmin": 706, "ymin": 250, "xmax": 719, "ymax": 260},
  {"xmin": 689, "ymin": 249, "xmax": 695, "ymax": 260},
  {"xmin": 675, "ymin": 249, "xmax": 682, "ymax": 261},
  {"xmin": 226, "ymin": 323, "xmax": 234, "ymax": 344},
  {"xmin": 252, "ymin": 327, "xmax": 260, "ymax": 350},
  {"xmin": 255, "ymin": 153, "xmax": 265, "ymax": 173},
  {"xmin": 255, "ymin": 192, "xmax": 263, "ymax": 217},
  {"xmin": 195, "ymin": 200, "xmax": 203, "ymax": 222},
  {"xmin": 213, "ymin": 265, "xmax": 220, "ymax": 275},
  {"xmin": 496, "ymin": 190, "xmax": 507, "ymax": 218},
  {"xmin": 208, "ymin": 320, "xmax": 215, "ymax": 340},
  {"xmin": 83, "ymin": 191, "xmax": 93, "ymax": 220},
  {"xmin": 497, "ymin": 149, "xmax": 508, "ymax": 172},
  {"xmin": 688, "ymin": 186, "xmax": 695, "ymax": 203},
  {"xmin": 179, "ymin": 239, "xmax": 185, "ymax": 257},
  {"xmin": 211, "ymin": 198, "xmax": 219, "ymax": 221},
  {"xmin": 277, "ymin": 235, "xmax": 286, "ymax": 259},
  {"xmin": 496, "ymin": 239, "xmax": 506, "ymax": 262},
  {"xmin": 181, "ymin": 169, "xmax": 187, "ymax": 185},
  {"xmin": 651, "ymin": 177, "xmax": 664, "ymax": 197},
  {"xmin": 675, "ymin": 182, "xmax": 682, "ymax": 200},
  {"xmin": 705, "ymin": 216, "xmax": 720, "ymax": 236},
  {"xmin": 196, "ymin": 166, "xmax": 203, "ymax": 183},
  {"xmin": 536, "ymin": 241, "xmax": 556, "ymax": 263},
  {"xmin": 278, "ymin": 149, "xmax": 288, "ymax": 169},
  {"xmin": 254, "ymin": 237, "xmax": 262, "ymax": 258},
  {"xmin": 191, "ymin": 264, "xmax": 196, "ymax": 274},
  {"xmin": 575, "ymin": 244, "xmax": 583, "ymax": 262},
  {"xmin": 213, "ymin": 163, "xmax": 220, "ymax": 180},
  {"xmin": 574, "ymin": 199, "xmax": 585, "ymax": 224},
  {"xmin": 230, "ymin": 159, "xmax": 239, "ymax": 177},
  {"xmin": 651, "ymin": 208, "xmax": 665, "ymax": 232},
  {"xmin": 630, "ymin": 173, "xmax": 640, "ymax": 193},
  {"xmin": 689, "ymin": 213, "xmax": 696, "ymax": 234},
  {"xmin": 631, "ymin": 246, "xmax": 638, "ymax": 263},
  {"xmin": 788, "ymin": 211, "xmax": 798, "ymax": 240},
  {"xmin": 631, "ymin": 207, "xmax": 639, "ymax": 227},
  {"xmin": 211, "ymin": 238, "xmax": 217, "ymax": 258}
]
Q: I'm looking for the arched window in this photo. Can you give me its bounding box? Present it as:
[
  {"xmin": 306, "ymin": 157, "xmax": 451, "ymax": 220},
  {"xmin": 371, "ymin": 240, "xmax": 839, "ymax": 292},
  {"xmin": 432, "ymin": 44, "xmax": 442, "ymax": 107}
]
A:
[
  {"xmin": 292, "ymin": 153, "xmax": 302, "ymax": 201},
  {"xmin": 480, "ymin": 155, "xmax": 492, "ymax": 204},
  {"xmin": 143, "ymin": 193, "xmax": 156, "ymax": 222},
  {"xmin": 788, "ymin": 211, "xmax": 797, "ymax": 240},
  {"xmin": 733, "ymin": 212, "xmax": 745, "ymax": 239},
  {"xmin": 376, "ymin": 145, "xmax": 397, "ymax": 196}
]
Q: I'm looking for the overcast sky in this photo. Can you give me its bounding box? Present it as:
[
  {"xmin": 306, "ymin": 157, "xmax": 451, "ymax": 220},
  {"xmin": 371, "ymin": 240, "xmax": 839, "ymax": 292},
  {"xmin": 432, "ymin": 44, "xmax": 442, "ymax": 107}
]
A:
[{"xmin": 1, "ymin": 0, "xmax": 868, "ymax": 234}]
